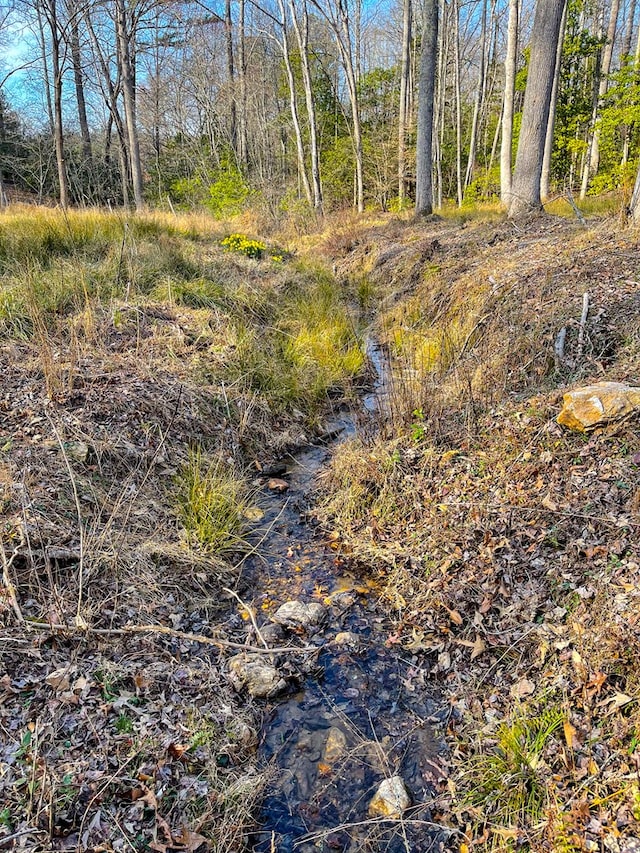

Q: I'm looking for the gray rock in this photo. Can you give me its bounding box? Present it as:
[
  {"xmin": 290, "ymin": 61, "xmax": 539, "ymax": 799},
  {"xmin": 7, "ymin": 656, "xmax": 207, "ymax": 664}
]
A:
[
  {"xmin": 272, "ymin": 600, "xmax": 326, "ymax": 631},
  {"xmin": 368, "ymin": 776, "xmax": 411, "ymax": 819},
  {"xmin": 228, "ymin": 654, "xmax": 287, "ymax": 699},
  {"xmin": 334, "ymin": 631, "xmax": 359, "ymax": 646}
]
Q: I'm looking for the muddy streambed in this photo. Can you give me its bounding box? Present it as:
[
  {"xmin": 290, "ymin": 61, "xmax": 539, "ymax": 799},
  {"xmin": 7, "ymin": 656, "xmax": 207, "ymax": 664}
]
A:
[{"xmin": 236, "ymin": 341, "xmax": 451, "ymax": 853}]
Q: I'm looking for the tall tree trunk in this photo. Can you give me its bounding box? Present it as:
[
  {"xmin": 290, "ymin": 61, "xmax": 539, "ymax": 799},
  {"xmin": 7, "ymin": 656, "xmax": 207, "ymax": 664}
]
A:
[
  {"xmin": 508, "ymin": 0, "xmax": 567, "ymax": 217},
  {"xmin": 541, "ymin": 1, "xmax": 567, "ymax": 199},
  {"xmin": 500, "ymin": 0, "xmax": 518, "ymax": 204},
  {"xmin": 238, "ymin": 0, "xmax": 249, "ymax": 166},
  {"xmin": 69, "ymin": 10, "xmax": 92, "ymax": 165},
  {"xmin": 43, "ymin": 0, "xmax": 70, "ymax": 208},
  {"xmin": 276, "ymin": 0, "xmax": 312, "ymax": 204},
  {"xmin": 36, "ymin": 4, "xmax": 55, "ymax": 136},
  {"xmin": 622, "ymin": 0, "xmax": 636, "ymax": 57},
  {"xmin": 453, "ymin": 0, "xmax": 463, "ymax": 206},
  {"xmin": 225, "ymin": 0, "xmax": 237, "ymax": 156},
  {"xmin": 415, "ymin": 0, "xmax": 439, "ymax": 214},
  {"xmin": 115, "ymin": 0, "xmax": 144, "ymax": 209},
  {"xmin": 289, "ymin": 0, "xmax": 323, "ymax": 210},
  {"xmin": 398, "ymin": 0, "xmax": 412, "ymax": 201},
  {"xmin": 465, "ymin": 0, "xmax": 488, "ymax": 189},
  {"xmin": 582, "ymin": 0, "xmax": 621, "ymax": 196}
]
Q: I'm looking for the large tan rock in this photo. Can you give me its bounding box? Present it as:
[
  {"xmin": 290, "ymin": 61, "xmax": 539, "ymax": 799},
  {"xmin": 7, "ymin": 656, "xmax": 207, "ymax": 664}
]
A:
[{"xmin": 557, "ymin": 382, "xmax": 640, "ymax": 432}]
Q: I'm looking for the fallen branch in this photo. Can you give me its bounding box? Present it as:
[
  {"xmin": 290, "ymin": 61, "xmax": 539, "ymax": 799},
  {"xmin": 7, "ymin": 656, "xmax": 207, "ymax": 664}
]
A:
[{"xmin": 23, "ymin": 619, "xmax": 313, "ymax": 655}]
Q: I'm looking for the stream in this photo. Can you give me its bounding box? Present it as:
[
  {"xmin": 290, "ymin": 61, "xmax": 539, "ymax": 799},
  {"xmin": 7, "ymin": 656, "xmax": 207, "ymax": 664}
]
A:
[{"xmin": 237, "ymin": 339, "xmax": 451, "ymax": 853}]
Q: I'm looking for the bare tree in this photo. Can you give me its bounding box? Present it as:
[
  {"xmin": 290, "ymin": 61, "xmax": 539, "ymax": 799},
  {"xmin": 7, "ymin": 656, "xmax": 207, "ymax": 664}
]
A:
[
  {"xmin": 398, "ymin": 0, "xmax": 411, "ymax": 201},
  {"xmin": 288, "ymin": 0, "xmax": 323, "ymax": 210},
  {"xmin": 580, "ymin": 0, "xmax": 621, "ymax": 197},
  {"xmin": 540, "ymin": 0, "xmax": 566, "ymax": 200},
  {"xmin": 500, "ymin": 0, "xmax": 518, "ymax": 205},
  {"xmin": 508, "ymin": 0, "xmax": 566, "ymax": 217},
  {"xmin": 415, "ymin": 0, "xmax": 439, "ymax": 214},
  {"xmin": 115, "ymin": 0, "xmax": 144, "ymax": 208}
]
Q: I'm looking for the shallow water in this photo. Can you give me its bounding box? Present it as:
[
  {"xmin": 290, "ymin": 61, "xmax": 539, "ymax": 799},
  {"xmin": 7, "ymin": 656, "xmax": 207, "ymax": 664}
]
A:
[{"xmin": 239, "ymin": 345, "xmax": 450, "ymax": 853}]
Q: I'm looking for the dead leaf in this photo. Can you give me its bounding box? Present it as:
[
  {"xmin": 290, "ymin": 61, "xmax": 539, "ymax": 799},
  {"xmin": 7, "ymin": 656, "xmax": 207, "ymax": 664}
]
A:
[
  {"xmin": 46, "ymin": 668, "xmax": 70, "ymax": 691},
  {"xmin": 471, "ymin": 634, "xmax": 486, "ymax": 660},
  {"xmin": 443, "ymin": 605, "xmax": 463, "ymax": 626},
  {"xmin": 563, "ymin": 720, "xmax": 577, "ymax": 749},
  {"xmin": 541, "ymin": 492, "xmax": 558, "ymax": 512},
  {"xmin": 510, "ymin": 677, "xmax": 536, "ymax": 698}
]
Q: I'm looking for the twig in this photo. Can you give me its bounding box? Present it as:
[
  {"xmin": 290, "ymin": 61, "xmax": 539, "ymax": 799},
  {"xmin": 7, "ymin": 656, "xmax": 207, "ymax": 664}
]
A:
[
  {"xmin": 46, "ymin": 413, "xmax": 86, "ymax": 628},
  {"xmin": 223, "ymin": 586, "xmax": 270, "ymax": 650},
  {"xmin": 22, "ymin": 619, "xmax": 313, "ymax": 654},
  {"xmin": 0, "ymin": 828, "xmax": 47, "ymax": 848},
  {"xmin": 566, "ymin": 189, "xmax": 587, "ymax": 226},
  {"xmin": 576, "ymin": 291, "xmax": 590, "ymax": 362},
  {"xmin": 0, "ymin": 538, "xmax": 24, "ymax": 622}
]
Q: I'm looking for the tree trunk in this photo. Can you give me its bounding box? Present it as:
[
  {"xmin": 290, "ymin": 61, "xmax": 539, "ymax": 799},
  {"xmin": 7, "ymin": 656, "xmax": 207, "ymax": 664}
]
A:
[
  {"xmin": 276, "ymin": 0, "xmax": 312, "ymax": 204},
  {"xmin": 398, "ymin": 0, "xmax": 411, "ymax": 200},
  {"xmin": 69, "ymin": 9, "xmax": 92, "ymax": 166},
  {"xmin": 42, "ymin": 0, "xmax": 70, "ymax": 208},
  {"xmin": 500, "ymin": 0, "xmax": 518, "ymax": 204},
  {"xmin": 238, "ymin": 0, "xmax": 249, "ymax": 167},
  {"xmin": 541, "ymin": 1, "xmax": 567, "ymax": 199},
  {"xmin": 225, "ymin": 0, "xmax": 238, "ymax": 156},
  {"xmin": 115, "ymin": 0, "xmax": 144, "ymax": 209},
  {"xmin": 508, "ymin": 0, "xmax": 567, "ymax": 217},
  {"xmin": 36, "ymin": 3, "xmax": 55, "ymax": 136},
  {"xmin": 465, "ymin": 0, "xmax": 488, "ymax": 189},
  {"xmin": 415, "ymin": 0, "xmax": 439, "ymax": 214},
  {"xmin": 289, "ymin": 0, "xmax": 323, "ymax": 210},
  {"xmin": 582, "ymin": 0, "xmax": 621, "ymax": 196},
  {"xmin": 453, "ymin": 0, "xmax": 463, "ymax": 206},
  {"xmin": 622, "ymin": 0, "xmax": 636, "ymax": 58}
]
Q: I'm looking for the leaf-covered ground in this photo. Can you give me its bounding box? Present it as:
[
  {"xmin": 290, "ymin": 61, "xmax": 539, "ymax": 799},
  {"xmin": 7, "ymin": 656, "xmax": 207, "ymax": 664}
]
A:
[{"xmin": 315, "ymin": 213, "xmax": 640, "ymax": 852}]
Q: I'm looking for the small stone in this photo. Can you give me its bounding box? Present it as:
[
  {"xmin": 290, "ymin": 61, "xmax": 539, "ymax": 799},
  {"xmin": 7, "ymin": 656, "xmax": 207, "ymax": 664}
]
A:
[
  {"xmin": 323, "ymin": 727, "xmax": 347, "ymax": 763},
  {"xmin": 368, "ymin": 776, "xmax": 411, "ymax": 819},
  {"xmin": 272, "ymin": 600, "xmax": 326, "ymax": 631},
  {"xmin": 260, "ymin": 623, "xmax": 285, "ymax": 644},
  {"xmin": 63, "ymin": 440, "xmax": 90, "ymax": 463},
  {"xmin": 46, "ymin": 668, "xmax": 70, "ymax": 691},
  {"xmin": 267, "ymin": 478, "xmax": 289, "ymax": 493},
  {"xmin": 334, "ymin": 631, "xmax": 359, "ymax": 646},
  {"xmin": 622, "ymin": 839, "xmax": 640, "ymax": 853},
  {"xmin": 228, "ymin": 654, "xmax": 287, "ymax": 699}
]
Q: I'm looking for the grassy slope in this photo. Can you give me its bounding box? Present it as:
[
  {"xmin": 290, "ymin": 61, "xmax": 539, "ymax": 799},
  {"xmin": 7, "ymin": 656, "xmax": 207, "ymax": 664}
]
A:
[
  {"xmin": 0, "ymin": 207, "xmax": 363, "ymax": 851},
  {"xmin": 313, "ymin": 210, "xmax": 640, "ymax": 852}
]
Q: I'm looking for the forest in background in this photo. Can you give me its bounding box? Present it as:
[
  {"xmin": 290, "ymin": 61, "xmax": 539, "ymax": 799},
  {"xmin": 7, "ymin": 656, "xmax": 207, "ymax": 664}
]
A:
[{"xmin": 2, "ymin": 0, "xmax": 640, "ymax": 218}]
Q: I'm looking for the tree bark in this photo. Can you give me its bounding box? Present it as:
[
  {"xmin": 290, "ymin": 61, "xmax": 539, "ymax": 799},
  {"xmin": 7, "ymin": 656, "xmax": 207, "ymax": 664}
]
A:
[
  {"xmin": 541, "ymin": 0, "xmax": 567, "ymax": 199},
  {"xmin": 581, "ymin": 0, "xmax": 620, "ymax": 197},
  {"xmin": 276, "ymin": 0, "xmax": 312, "ymax": 204},
  {"xmin": 115, "ymin": 0, "xmax": 144, "ymax": 209},
  {"xmin": 465, "ymin": 0, "xmax": 488, "ymax": 189},
  {"xmin": 398, "ymin": 0, "xmax": 411, "ymax": 201},
  {"xmin": 225, "ymin": 0, "xmax": 238, "ymax": 156},
  {"xmin": 289, "ymin": 0, "xmax": 323, "ymax": 210},
  {"xmin": 508, "ymin": 0, "xmax": 567, "ymax": 217},
  {"xmin": 500, "ymin": 0, "xmax": 518, "ymax": 205},
  {"xmin": 415, "ymin": 0, "xmax": 439, "ymax": 215},
  {"xmin": 68, "ymin": 7, "xmax": 92, "ymax": 166}
]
